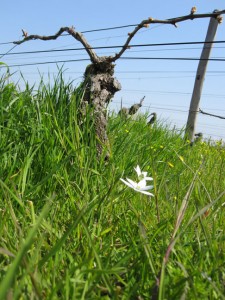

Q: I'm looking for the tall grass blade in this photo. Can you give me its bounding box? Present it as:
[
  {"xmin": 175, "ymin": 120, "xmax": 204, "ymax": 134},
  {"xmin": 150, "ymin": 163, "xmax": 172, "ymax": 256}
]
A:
[{"xmin": 0, "ymin": 198, "xmax": 52, "ymax": 299}]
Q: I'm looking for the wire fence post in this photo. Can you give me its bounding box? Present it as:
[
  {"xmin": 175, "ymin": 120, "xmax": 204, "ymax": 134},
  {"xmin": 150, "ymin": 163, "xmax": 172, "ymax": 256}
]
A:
[{"xmin": 185, "ymin": 12, "xmax": 220, "ymax": 142}]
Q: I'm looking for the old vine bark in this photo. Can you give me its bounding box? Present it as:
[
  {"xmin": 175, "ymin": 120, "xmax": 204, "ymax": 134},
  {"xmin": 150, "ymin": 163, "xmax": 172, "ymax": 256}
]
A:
[{"xmin": 83, "ymin": 60, "xmax": 121, "ymax": 157}]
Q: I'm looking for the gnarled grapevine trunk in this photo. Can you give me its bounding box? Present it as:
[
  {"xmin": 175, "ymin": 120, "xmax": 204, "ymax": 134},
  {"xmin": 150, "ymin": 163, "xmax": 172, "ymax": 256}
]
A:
[{"xmin": 83, "ymin": 60, "xmax": 121, "ymax": 158}]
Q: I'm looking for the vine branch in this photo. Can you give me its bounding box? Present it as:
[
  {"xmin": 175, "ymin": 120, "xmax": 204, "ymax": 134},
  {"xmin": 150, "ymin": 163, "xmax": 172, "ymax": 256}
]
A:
[
  {"xmin": 110, "ymin": 9, "xmax": 224, "ymax": 62},
  {"xmin": 14, "ymin": 27, "xmax": 100, "ymax": 63},
  {"xmin": 13, "ymin": 9, "xmax": 225, "ymax": 64}
]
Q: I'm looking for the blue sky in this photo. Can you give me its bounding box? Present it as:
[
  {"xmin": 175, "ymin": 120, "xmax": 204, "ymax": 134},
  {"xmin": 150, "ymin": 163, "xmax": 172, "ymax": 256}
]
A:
[{"xmin": 1, "ymin": 1, "xmax": 225, "ymax": 140}]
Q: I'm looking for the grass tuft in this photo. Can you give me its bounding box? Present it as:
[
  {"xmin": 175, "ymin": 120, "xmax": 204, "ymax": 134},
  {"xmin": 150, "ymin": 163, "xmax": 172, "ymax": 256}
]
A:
[{"xmin": 0, "ymin": 71, "xmax": 225, "ymax": 299}]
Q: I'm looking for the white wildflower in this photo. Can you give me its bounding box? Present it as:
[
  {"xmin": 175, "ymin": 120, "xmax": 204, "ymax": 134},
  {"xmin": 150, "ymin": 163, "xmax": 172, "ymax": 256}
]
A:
[{"xmin": 120, "ymin": 165, "xmax": 154, "ymax": 196}]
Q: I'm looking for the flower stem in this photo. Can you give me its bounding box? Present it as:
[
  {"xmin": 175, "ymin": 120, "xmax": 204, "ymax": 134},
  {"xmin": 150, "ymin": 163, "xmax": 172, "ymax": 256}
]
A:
[{"xmin": 154, "ymin": 193, "xmax": 160, "ymax": 223}]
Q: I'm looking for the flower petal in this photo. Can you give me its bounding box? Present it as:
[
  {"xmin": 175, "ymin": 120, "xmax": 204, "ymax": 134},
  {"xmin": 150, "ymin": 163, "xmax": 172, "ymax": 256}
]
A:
[
  {"xmin": 126, "ymin": 178, "xmax": 138, "ymax": 188},
  {"xmin": 137, "ymin": 179, "xmax": 147, "ymax": 189},
  {"xmin": 145, "ymin": 176, "xmax": 153, "ymax": 181},
  {"xmin": 120, "ymin": 178, "xmax": 134, "ymax": 189},
  {"xmin": 134, "ymin": 165, "xmax": 141, "ymax": 177},
  {"xmin": 139, "ymin": 190, "xmax": 154, "ymax": 196},
  {"xmin": 140, "ymin": 185, "xmax": 154, "ymax": 191}
]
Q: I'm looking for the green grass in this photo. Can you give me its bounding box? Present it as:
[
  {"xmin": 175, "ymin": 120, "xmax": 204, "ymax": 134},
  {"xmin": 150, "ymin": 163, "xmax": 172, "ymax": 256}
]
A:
[{"xmin": 0, "ymin": 71, "xmax": 225, "ymax": 299}]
